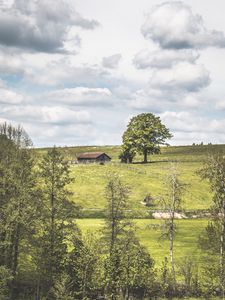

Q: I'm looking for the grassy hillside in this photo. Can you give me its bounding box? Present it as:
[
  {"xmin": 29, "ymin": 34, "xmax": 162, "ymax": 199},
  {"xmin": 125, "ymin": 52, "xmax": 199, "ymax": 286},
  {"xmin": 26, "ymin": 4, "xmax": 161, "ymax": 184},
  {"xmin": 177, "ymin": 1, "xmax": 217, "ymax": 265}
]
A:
[
  {"xmin": 77, "ymin": 218, "xmax": 207, "ymax": 265},
  {"xmin": 36, "ymin": 144, "xmax": 225, "ymax": 214}
]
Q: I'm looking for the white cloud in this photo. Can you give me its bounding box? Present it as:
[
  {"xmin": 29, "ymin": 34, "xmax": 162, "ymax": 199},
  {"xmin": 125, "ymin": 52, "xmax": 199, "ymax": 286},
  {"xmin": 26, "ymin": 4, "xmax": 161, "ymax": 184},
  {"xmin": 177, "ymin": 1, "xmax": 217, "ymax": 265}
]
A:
[
  {"xmin": 1, "ymin": 105, "xmax": 91, "ymax": 125},
  {"xmin": 129, "ymin": 85, "xmax": 206, "ymax": 111},
  {"xmin": 159, "ymin": 111, "xmax": 225, "ymax": 144},
  {"xmin": 160, "ymin": 111, "xmax": 225, "ymax": 133},
  {"xmin": 150, "ymin": 62, "xmax": 210, "ymax": 92},
  {"xmin": 0, "ymin": 0, "xmax": 224, "ymax": 147},
  {"xmin": 27, "ymin": 59, "xmax": 111, "ymax": 87},
  {"xmin": 44, "ymin": 87, "xmax": 112, "ymax": 106},
  {"xmin": 0, "ymin": 50, "xmax": 25, "ymax": 75},
  {"xmin": 134, "ymin": 48, "xmax": 199, "ymax": 69},
  {"xmin": 142, "ymin": 1, "xmax": 225, "ymax": 49},
  {"xmin": 102, "ymin": 53, "xmax": 122, "ymax": 69},
  {"xmin": 0, "ymin": 87, "xmax": 24, "ymax": 104}
]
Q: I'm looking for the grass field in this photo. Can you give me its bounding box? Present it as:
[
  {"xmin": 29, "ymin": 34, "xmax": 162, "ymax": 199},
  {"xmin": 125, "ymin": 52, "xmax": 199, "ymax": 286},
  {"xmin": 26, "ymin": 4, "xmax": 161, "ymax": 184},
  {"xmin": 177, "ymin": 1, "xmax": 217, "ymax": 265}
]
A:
[
  {"xmin": 76, "ymin": 218, "xmax": 208, "ymax": 265},
  {"xmin": 36, "ymin": 144, "xmax": 224, "ymax": 265},
  {"xmin": 36, "ymin": 144, "xmax": 225, "ymax": 214},
  {"xmin": 35, "ymin": 144, "xmax": 225, "ymax": 297}
]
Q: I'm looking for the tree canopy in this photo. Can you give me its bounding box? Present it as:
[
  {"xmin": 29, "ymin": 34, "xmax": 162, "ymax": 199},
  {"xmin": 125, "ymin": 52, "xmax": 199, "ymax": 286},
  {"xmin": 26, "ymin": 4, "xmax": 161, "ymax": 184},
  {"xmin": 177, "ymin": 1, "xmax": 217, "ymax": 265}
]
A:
[{"xmin": 120, "ymin": 113, "xmax": 172, "ymax": 163}]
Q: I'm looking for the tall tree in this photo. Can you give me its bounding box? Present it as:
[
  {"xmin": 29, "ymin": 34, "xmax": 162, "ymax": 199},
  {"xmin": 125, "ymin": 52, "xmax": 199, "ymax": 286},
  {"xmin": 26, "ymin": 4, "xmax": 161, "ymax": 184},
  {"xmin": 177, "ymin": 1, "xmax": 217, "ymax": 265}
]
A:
[
  {"xmin": 160, "ymin": 164, "xmax": 185, "ymax": 288},
  {"xmin": 199, "ymin": 154, "xmax": 225, "ymax": 297},
  {"xmin": 0, "ymin": 123, "xmax": 38, "ymax": 299},
  {"xmin": 36, "ymin": 146, "xmax": 77, "ymax": 299},
  {"xmin": 121, "ymin": 113, "xmax": 172, "ymax": 163},
  {"xmin": 67, "ymin": 232, "xmax": 104, "ymax": 299},
  {"xmin": 103, "ymin": 174, "xmax": 156, "ymax": 300}
]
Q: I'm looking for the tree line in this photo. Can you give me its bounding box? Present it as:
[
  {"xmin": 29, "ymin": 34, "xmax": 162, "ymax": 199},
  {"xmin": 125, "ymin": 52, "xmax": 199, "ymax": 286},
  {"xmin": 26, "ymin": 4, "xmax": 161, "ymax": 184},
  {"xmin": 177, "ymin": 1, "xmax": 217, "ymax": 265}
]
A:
[{"xmin": 0, "ymin": 122, "xmax": 225, "ymax": 299}]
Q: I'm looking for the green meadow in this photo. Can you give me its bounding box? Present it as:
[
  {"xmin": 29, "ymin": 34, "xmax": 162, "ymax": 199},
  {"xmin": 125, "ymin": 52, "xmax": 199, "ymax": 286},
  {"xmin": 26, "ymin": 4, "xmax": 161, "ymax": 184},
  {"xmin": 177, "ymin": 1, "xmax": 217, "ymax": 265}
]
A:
[
  {"xmin": 56, "ymin": 144, "xmax": 225, "ymax": 214},
  {"xmin": 37, "ymin": 144, "xmax": 225, "ymax": 264},
  {"xmin": 76, "ymin": 218, "xmax": 207, "ymax": 265}
]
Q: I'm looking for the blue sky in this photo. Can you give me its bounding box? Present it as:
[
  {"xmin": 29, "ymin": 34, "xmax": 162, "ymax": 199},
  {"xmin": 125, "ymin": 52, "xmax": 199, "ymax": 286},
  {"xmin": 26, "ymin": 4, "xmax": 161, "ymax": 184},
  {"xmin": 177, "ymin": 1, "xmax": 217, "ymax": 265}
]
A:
[{"xmin": 0, "ymin": 0, "xmax": 225, "ymax": 147}]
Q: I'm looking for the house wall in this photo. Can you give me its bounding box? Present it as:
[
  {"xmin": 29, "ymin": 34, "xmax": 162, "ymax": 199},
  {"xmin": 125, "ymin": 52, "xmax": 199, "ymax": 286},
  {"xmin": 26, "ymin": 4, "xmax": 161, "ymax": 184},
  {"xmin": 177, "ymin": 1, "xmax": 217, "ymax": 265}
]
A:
[
  {"xmin": 96, "ymin": 154, "xmax": 111, "ymax": 162},
  {"xmin": 77, "ymin": 154, "xmax": 111, "ymax": 164}
]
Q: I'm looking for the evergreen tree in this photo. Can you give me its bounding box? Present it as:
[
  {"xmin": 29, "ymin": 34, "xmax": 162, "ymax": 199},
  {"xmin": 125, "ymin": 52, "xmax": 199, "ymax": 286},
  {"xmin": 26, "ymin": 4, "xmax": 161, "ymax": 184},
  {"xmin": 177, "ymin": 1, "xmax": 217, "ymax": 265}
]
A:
[
  {"xmin": 0, "ymin": 123, "xmax": 38, "ymax": 299},
  {"xmin": 199, "ymin": 154, "xmax": 225, "ymax": 297},
  {"xmin": 67, "ymin": 232, "xmax": 104, "ymax": 299},
  {"xmin": 36, "ymin": 146, "xmax": 77, "ymax": 299}
]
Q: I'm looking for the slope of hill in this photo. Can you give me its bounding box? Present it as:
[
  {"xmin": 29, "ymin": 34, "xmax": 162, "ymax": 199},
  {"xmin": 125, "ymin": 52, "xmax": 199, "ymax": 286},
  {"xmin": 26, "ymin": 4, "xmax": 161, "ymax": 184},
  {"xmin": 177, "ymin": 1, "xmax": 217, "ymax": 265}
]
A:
[{"xmin": 36, "ymin": 144, "xmax": 225, "ymax": 216}]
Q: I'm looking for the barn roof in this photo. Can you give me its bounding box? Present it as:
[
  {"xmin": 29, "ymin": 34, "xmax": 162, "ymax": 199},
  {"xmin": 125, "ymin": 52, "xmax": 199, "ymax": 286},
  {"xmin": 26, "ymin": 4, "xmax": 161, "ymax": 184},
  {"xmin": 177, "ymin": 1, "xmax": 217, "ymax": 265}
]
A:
[{"xmin": 76, "ymin": 152, "xmax": 111, "ymax": 159}]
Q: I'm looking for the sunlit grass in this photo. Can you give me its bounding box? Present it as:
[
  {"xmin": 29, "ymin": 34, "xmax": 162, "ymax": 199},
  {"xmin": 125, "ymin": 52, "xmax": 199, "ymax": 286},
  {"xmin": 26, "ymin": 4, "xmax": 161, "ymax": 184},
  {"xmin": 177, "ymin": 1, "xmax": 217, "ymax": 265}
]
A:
[
  {"xmin": 76, "ymin": 218, "xmax": 208, "ymax": 265},
  {"xmin": 36, "ymin": 144, "xmax": 225, "ymax": 213}
]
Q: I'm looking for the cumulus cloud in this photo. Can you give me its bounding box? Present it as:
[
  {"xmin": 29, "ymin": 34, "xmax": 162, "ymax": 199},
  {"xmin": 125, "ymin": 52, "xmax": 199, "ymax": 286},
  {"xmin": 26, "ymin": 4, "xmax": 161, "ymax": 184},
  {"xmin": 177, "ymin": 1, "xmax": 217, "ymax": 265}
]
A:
[
  {"xmin": 0, "ymin": 87, "xmax": 24, "ymax": 104},
  {"xmin": 1, "ymin": 105, "xmax": 91, "ymax": 125},
  {"xmin": 28, "ymin": 59, "xmax": 112, "ymax": 87},
  {"xmin": 134, "ymin": 49, "xmax": 199, "ymax": 69},
  {"xmin": 0, "ymin": 0, "xmax": 99, "ymax": 53},
  {"xmin": 129, "ymin": 85, "xmax": 206, "ymax": 111},
  {"xmin": 133, "ymin": 3, "xmax": 214, "ymax": 112},
  {"xmin": 150, "ymin": 62, "xmax": 210, "ymax": 92},
  {"xmin": 102, "ymin": 54, "xmax": 122, "ymax": 69},
  {"xmin": 142, "ymin": 1, "xmax": 225, "ymax": 49},
  {"xmin": 44, "ymin": 87, "xmax": 112, "ymax": 106},
  {"xmin": 158, "ymin": 111, "xmax": 225, "ymax": 145},
  {"xmin": 0, "ymin": 50, "xmax": 25, "ymax": 75}
]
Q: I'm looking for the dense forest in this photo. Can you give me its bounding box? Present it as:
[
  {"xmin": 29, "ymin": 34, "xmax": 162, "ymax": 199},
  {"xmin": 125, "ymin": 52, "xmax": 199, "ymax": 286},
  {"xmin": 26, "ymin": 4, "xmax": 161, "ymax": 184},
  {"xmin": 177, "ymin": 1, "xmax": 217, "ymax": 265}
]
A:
[{"xmin": 0, "ymin": 123, "xmax": 225, "ymax": 300}]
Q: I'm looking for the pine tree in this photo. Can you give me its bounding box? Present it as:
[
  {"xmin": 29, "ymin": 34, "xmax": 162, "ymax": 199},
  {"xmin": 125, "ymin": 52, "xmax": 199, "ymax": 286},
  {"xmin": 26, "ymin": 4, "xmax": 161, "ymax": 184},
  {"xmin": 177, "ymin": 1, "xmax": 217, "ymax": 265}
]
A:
[
  {"xmin": 0, "ymin": 123, "xmax": 38, "ymax": 299},
  {"xmin": 36, "ymin": 147, "xmax": 77, "ymax": 299}
]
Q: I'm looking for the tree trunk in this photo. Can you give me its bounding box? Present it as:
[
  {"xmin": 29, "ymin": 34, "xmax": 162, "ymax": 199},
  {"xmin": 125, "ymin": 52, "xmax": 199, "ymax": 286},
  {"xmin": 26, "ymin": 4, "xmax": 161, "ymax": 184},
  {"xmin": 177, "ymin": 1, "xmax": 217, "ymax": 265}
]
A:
[
  {"xmin": 169, "ymin": 222, "xmax": 176, "ymax": 285},
  {"xmin": 170, "ymin": 175, "xmax": 176, "ymax": 287},
  {"xmin": 12, "ymin": 223, "xmax": 20, "ymax": 277},
  {"xmin": 143, "ymin": 149, "xmax": 148, "ymax": 163},
  {"xmin": 35, "ymin": 278, "xmax": 41, "ymax": 300},
  {"xmin": 220, "ymin": 201, "xmax": 225, "ymax": 298}
]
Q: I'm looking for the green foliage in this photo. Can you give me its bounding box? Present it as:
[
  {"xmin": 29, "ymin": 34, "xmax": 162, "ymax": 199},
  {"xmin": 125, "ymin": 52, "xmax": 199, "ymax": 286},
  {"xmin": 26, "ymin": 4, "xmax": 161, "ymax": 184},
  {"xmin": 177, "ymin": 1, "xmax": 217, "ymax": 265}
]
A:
[
  {"xmin": 0, "ymin": 123, "xmax": 39, "ymax": 299},
  {"xmin": 198, "ymin": 153, "xmax": 225, "ymax": 296},
  {"xmin": 3, "ymin": 123, "xmax": 225, "ymax": 299},
  {"xmin": 103, "ymin": 175, "xmax": 156, "ymax": 299},
  {"xmin": 119, "ymin": 144, "xmax": 136, "ymax": 163},
  {"xmin": 47, "ymin": 273, "xmax": 74, "ymax": 300},
  {"xmin": 177, "ymin": 257, "xmax": 201, "ymax": 297},
  {"xmin": 104, "ymin": 174, "xmax": 130, "ymax": 251},
  {"xmin": 67, "ymin": 232, "xmax": 104, "ymax": 299},
  {"xmin": 199, "ymin": 153, "xmax": 225, "ymax": 216},
  {"xmin": 121, "ymin": 113, "xmax": 172, "ymax": 163},
  {"xmin": 0, "ymin": 266, "xmax": 12, "ymax": 300},
  {"xmin": 35, "ymin": 146, "xmax": 78, "ymax": 298}
]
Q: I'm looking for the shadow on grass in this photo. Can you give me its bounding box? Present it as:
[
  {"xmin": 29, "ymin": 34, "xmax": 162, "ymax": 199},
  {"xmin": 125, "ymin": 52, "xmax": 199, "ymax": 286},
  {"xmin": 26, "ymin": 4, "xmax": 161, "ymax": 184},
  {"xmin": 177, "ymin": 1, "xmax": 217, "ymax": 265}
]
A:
[{"xmin": 132, "ymin": 160, "xmax": 175, "ymax": 165}]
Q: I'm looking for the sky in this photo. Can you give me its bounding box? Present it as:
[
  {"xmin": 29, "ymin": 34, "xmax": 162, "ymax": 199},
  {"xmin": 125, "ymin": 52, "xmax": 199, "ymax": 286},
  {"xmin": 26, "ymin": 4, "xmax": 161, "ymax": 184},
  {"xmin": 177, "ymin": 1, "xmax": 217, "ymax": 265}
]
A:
[{"xmin": 0, "ymin": 0, "xmax": 225, "ymax": 147}]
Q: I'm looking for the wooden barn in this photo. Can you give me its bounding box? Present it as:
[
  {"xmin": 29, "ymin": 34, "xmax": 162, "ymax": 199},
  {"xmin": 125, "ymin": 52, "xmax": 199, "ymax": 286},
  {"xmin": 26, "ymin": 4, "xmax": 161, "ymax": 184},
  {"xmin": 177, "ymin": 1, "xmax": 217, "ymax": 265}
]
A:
[{"xmin": 76, "ymin": 152, "xmax": 111, "ymax": 164}]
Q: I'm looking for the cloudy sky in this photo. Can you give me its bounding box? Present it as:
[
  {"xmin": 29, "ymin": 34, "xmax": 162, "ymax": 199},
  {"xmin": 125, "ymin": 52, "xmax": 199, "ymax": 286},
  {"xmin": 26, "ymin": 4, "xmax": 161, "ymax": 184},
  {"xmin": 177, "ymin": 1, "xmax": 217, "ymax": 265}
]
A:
[{"xmin": 0, "ymin": 0, "xmax": 225, "ymax": 147}]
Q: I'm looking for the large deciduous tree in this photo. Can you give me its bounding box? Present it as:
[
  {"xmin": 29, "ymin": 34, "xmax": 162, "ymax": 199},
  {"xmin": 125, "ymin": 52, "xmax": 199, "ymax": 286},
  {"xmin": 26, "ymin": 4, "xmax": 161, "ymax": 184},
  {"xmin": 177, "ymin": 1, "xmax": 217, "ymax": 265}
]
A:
[{"xmin": 121, "ymin": 113, "xmax": 172, "ymax": 163}]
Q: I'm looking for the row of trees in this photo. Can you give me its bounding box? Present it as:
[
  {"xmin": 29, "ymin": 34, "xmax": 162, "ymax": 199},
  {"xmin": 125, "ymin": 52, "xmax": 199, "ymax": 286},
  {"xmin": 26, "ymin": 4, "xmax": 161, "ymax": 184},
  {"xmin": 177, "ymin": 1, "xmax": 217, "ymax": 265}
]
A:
[
  {"xmin": 0, "ymin": 123, "xmax": 157, "ymax": 299},
  {"xmin": 0, "ymin": 122, "xmax": 225, "ymax": 299}
]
